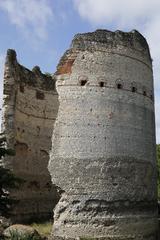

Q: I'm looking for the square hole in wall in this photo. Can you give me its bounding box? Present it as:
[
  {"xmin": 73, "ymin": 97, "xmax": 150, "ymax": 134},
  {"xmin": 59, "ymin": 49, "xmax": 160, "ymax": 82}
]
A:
[
  {"xmin": 19, "ymin": 85, "xmax": 24, "ymax": 93},
  {"xmin": 143, "ymin": 91, "xmax": 147, "ymax": 96},
  {"xmin": 80, "ymin": 80, "xmax": 87, "ymax": 86},
  {"xmin": 117, "ymin": 83, "xmax": 122, "ymax": 89},
  {"xmin": 132, "ymin": 87, "xmax": 137, "ymax": 93},
  {"xmin": 99, "ymin": 82, "xmax": 104, "ymax": 87},
  {"xmin": 36, "ymin": 90, "xmax": 45, "ymax": 100}
]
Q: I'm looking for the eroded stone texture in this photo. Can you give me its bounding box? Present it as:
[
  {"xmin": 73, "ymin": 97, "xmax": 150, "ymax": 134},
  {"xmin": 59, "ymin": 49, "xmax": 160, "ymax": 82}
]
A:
[
  {"xmin": 48, "ymin": 30, "xmax": 158, "ymax": 239},
  {"xmin": 2, "ymin": 49, "xmax": 59, "ymax": 223}
]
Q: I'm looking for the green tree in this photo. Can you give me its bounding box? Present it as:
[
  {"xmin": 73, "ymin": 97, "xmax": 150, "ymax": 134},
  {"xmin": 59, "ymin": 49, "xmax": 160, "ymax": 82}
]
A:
[
  {"xmin": 157, "ymin": 144, "xmax": 160, "ymax": 199},
  {"xmin": 0, "ymin": 134, "xmax": 21, "ymax": 217}
]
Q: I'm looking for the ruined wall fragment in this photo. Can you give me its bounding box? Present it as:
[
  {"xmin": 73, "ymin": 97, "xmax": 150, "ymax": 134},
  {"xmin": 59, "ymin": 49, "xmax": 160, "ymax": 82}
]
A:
[
  {"xmin": 48, "ymin": 30, "xmax": 158, "ymax": 239},
  {"xmin": 2, "ymin": 49, "xmax": 59, "ymax": 223}
]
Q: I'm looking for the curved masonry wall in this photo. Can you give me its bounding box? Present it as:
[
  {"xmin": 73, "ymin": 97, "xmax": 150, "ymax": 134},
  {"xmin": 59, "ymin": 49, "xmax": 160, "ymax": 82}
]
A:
[
  {"xmin": 49, "ymin": 30, "xmax": 158, "ymax": 239},
  {"xmin": 2, "ymin": 50, "xmax": 59, "ymax": 223}
]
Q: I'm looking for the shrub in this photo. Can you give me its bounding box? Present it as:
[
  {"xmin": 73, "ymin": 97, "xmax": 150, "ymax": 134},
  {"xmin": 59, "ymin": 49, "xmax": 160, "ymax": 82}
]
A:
[{"xmin": 0, "ymin": 134, "xmax": 23, "ymax": 217}]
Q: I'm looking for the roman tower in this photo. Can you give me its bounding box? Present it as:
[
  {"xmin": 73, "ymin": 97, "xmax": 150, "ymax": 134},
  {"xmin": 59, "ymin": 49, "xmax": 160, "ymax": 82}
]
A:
[{"xmin": 48, "ymin": 30, "xmax": 158, "ymax": 239}]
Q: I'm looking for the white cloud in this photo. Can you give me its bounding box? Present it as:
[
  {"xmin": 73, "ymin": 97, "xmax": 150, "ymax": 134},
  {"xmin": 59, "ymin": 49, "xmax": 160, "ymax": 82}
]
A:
[
  {"xmin": 0, "ymin": 0, "xmax": 53, "ymax": 41},
  {"xmin": 73, "ymin": 0, "xmax": 160, "ymax": 28},
  {"xmin": 73, "ymin": 0, "xmax": 160, "ymax": 143}
]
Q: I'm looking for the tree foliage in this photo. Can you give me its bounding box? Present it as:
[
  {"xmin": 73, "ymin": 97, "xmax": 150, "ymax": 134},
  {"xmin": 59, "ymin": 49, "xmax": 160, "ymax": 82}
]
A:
[
  {"xmin": 0, "ymin": 135, "xmax": 22, "ymax": 217},
  {"xmin": 157, "ymin": 144, "xmax": 160, "ymax": 199}
]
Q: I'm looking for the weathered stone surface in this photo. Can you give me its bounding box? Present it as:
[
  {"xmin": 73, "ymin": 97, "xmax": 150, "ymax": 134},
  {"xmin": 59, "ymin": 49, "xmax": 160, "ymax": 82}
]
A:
[
  {"xmin": 0, "ymin": 216, "xmax": 11, "ymax": 237},
  {"xmin": 48, "ymin": 30, "xmax": 158, "ymax": 239},
  {"xmin": 3, "ymin": 224, "xmax": 42, "ymax": 239},
  {"xmin": 1, "ymin": 49, "xmax": 59, "ymax": 223}
]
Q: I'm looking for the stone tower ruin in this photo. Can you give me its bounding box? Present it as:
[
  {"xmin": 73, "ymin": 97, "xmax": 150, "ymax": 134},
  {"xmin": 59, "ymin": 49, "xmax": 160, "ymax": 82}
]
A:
[
  {"xmin": 48, "ymin": 30, "xmax": 158, "ymax": 239},
  {"xmin": 2, "ymin": 50, "xmax": 59, "ymax": 222}
]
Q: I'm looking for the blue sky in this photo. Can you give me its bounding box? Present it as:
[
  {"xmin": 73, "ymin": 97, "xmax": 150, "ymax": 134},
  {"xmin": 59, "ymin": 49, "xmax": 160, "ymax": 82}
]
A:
[{"xmin": 0, "ymin": 0, "xmax": 159, "ymax": 143}]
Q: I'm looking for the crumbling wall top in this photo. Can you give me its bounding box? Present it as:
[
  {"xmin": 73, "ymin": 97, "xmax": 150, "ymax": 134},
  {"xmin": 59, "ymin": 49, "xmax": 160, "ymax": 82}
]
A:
[
  {"xmin": 5, "ymin": 49, "xmax": 55, "ymax": 91},
  {"xmin": 71, "ymin": 29, "xmax": 151, "ymax": 59},
  {"xmin": 56, "ymin": 29, "xmax": 152, "ymax": 76},
  {"xmin": 6, "ymin": 49, "xmax": 17, "ymax": 65}
]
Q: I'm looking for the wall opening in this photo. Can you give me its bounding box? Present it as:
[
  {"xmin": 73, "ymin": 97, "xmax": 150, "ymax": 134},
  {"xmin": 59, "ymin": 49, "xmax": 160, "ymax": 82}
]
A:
[
  {"xmin": 143, "ymin": 91, "xmax": 147, "ymax": 96},
  {"xmin": 117, "ymin": 83, "xmax": 122, "ymax": 89},
  {"xmin": 132, "ymin": 87, "xmax": 137, "ymax": 93},
  {"xmin": 99, "ymin": 82, "xmax": 104, "ymax": 87},
  {"xmin": 80, "ymin": 80, "xmax": 87, "ymax": 86},
  {"xmin": 19, "ymin": 85, "xmax": 24, "ymax": 93},
  {"xmin": 36, "ymin": 90, "xmax": 45, "ymax": 100}
]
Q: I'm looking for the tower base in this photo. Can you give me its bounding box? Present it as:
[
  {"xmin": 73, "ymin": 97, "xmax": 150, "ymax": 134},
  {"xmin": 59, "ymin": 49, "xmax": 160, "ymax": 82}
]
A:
[{"xmin": 50, "ymin": 194, "xmax": 158, "ymax": 240}]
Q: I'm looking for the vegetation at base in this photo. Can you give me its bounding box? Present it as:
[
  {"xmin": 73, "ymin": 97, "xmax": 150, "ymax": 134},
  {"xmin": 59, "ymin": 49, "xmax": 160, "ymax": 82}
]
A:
[
  {"xmin": 31, "ymin": 222, "xmax": 52, "ymax": 237},
  {"xmin": 8, "ymin": 230, "xmax": 40, "ymax": 240},
  {"xmin": 0, "ymin": 134, "xmax": 23, "ymax": 217},
  {"xmin": 157, "ymin": 144, "xmax": 160, "ymax": 199}
]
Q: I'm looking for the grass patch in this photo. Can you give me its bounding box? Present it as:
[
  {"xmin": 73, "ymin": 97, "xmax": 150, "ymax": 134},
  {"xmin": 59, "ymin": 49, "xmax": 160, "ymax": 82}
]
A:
[
  {"xmin": 8, "ymin": 230, "xmax": 39, "ymax": 240},
  {"xmin": 30, "ymin": 222, "xmax": 52, "ymax": 237}
]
